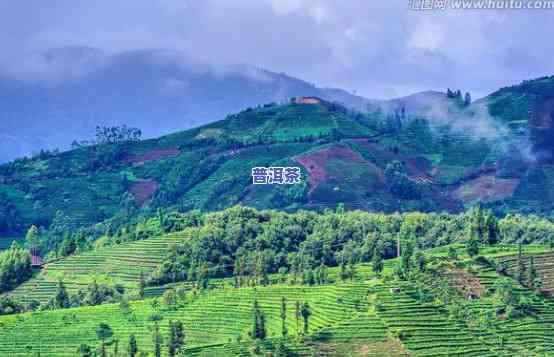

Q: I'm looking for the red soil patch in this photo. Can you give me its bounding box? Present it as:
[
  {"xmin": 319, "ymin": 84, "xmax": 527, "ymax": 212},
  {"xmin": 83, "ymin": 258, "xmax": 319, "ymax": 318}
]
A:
[
  {"xmin": 453, "ymin": 175, "xmax": 520, "ymax": 204},
  {"xmin": 441, "ymin": 268, "xmax": 486, "ymax": 299},
  {"xmin": 129, "ymin": 180, "xmax": 159, "ymax": 205},
  {"xmin": 349, "ymin": 139, "xmax": 431, "ymax": 177},
  {"xmin": 124, "ymin": 148, "xmax": 181, "ymax": 165},
  {"xmin": 295, "ymin": 146, "xmax": 368, "ymax": 193}
]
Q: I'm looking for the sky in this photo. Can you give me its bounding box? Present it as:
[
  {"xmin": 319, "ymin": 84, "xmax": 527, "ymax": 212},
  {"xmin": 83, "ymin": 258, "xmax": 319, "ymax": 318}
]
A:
[{"xmin": 1, "ymin": 0, "xmax": 554, "ymax": 99}]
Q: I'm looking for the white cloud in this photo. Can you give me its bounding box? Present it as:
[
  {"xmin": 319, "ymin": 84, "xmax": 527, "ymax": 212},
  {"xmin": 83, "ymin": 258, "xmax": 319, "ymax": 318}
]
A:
[{"xmin": 409, "ymin": 19, "xmax": 444, "ymax": 52}]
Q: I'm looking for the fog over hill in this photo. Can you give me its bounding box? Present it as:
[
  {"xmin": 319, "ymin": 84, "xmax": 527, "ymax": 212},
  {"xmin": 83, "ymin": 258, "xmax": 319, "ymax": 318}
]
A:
[{"xmin": 0, "ymin": 47, "xmax": 380, "ymax": 163}]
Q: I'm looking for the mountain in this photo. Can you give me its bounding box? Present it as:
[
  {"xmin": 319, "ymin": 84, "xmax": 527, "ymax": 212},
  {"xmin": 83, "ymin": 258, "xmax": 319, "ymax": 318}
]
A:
[
  {"xmin": 3, "ymin": 76, "xmax": 554, "ymax": 357},
  {"xmin": 0, "ymin": 47, "xmax": 373, "ymax": 163},
  {"xmin": 4, "ymin": 73, "xmax": 554, "ymax": 239},
  {"xmin": 379, "ymin": 90, "xmax": 450, "ymax": 115}
]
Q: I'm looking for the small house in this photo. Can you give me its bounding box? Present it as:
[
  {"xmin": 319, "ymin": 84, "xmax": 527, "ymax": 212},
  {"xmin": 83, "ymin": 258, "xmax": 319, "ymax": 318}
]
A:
[{"xmin": 292, "ymin": 96, "xmax": 322, "ymax": 105}]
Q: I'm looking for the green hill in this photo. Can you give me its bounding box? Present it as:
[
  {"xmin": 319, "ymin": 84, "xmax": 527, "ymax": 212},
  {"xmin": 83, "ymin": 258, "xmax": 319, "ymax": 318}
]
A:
[
  {"xmin": 5, "ymin": 232, "xmax": 185, "ymax": 303},
  {"xmin": 3, "ymin": 77, "xmax": 554, "ymax": 246},
  {"xmin": 2, "ymin": 241, "xmax": 554, "ymax": 356}
]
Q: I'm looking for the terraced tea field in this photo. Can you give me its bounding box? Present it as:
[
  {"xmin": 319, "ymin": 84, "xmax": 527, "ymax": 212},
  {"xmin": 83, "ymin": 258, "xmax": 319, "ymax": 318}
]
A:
[
  {"xmin": 374, "ymin": 283, "xmax": 502, "ymax": 357},
  {"xmin": 496, "ymin": 251, "xmax": 554, "ymax": 292},
  {"xmin": 4, "ymin": 232, "xmax": 186, "ymax": 302},
  {"xmin": 0, "ymin": 283, "xmax": 372, "ymax": 356}
]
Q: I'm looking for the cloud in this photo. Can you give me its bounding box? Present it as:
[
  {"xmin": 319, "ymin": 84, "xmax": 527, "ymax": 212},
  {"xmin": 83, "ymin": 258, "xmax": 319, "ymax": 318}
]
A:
[{"xmin": 1, "ymin": 0, "xmax": 554, "ymax": 98}]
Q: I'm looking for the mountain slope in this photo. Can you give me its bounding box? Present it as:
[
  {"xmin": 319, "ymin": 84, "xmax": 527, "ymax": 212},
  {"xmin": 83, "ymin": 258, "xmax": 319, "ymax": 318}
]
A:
[
  {"xmin": 4, "ymin": 76, "xmax": 554, "ymax": 238},
  {"xmin": 0, "ymin": 47, "xmax": 372, "ymax": 163},
  {"xmin": 0, "ymin": 97, "xmax": 501, "ymax": 236},
  {"xmin": 2, "ymin": 240, "xmax": 554, "ymax": 356}
]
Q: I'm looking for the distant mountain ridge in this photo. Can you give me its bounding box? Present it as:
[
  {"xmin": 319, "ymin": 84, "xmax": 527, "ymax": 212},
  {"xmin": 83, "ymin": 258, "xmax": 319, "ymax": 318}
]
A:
[{"xmin": 0, "ymin": 47, "xmax": 381, "ymax": 163}]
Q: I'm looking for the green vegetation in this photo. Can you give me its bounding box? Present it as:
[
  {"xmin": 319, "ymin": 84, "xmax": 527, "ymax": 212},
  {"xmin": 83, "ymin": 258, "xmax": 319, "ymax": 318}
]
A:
[
  {"xmin": 2, "ymin": 89, "xmax": 550, "ymax": 255},
  {"xmin": 4, "ymin": 78, "xmax": 554, "ymax": 355},
  {"xmin": 0, "ymin": 205, "xmax": 553, "ymax": 355}
]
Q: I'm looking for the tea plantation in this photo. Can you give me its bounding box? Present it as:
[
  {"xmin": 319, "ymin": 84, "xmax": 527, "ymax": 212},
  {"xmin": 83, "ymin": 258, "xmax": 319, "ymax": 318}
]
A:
[{"xmin": 2, "ymin": 242, "xmax": 554, "ymax": 356}]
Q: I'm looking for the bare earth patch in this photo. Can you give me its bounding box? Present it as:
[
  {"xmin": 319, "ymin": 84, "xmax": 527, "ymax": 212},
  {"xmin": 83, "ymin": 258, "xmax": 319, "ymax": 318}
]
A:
[
  {"xmin": 123, "ymin": 148, "xmax": 181, "ymax": 165},
  {"xmin": 129, "ymin": 180, "xmax": 159, "ymax": 205},
  {"xmin": 441, "ymin": 268, "xmax": 486, "ymax": 299},
  {"xmin": 453, "ymin": 175, "xmax": 520, "ymax": 204},
  {"xmin": 295, "ymin": 145, "xmax": 369, "ymax": 194},
  {"xmin": 357, "ymin": 339, "xmax": 412, "ymax": 356}
]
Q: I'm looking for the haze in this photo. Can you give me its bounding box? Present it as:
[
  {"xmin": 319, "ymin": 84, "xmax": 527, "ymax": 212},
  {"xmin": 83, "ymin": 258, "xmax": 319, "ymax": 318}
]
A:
[{"xmin": 2, "ymin": 0, "xmax": 554, "ymax": 99}]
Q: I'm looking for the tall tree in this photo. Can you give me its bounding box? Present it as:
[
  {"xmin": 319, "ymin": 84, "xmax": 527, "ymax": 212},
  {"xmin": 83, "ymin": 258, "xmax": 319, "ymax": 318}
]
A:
[
  {"xmin": 372, "ymin": 244, "xmax": 384, "ymax": 275},
  {"xmin": 300, "ymin": 302, "xmax": 311, "ymax": 335},
  {"xmin": 168, "ymin": 320, "xmax": 185, "ymax": 357},
  {"xmin": 152, "ymin": 321, "xmax": 163, "ymax": 357},
  {"xmin": 138, "ymin": 270, "xmax": 146, "ymax": 299},
  {"xmin": 467, "ymin": 237, "xmax": 480, "ymax": 258},
  {"xmin": 250, "ymin": 299, "xmax": 267, "ymax": 340},
  {"xmin": 527, "ymin": 256, "xmax": 539, "ymax": 290},
  {"xmin": 469, "ymin": 205, "xmax": 484, "ymax": 243},
  {"xmin": 25, "ymin": 225, "xmax": 40, "ymax": 253},
  {"xmin": 464, "ymin": 92, "xmax": 472, "ymax": 107},
  {"xmin": 516, "ymin": 241, "xmax": 526, "ymax": 285},
  {"xmin": 96, "ymin": 323, "xmax": 113, "ymax": 357},
  {"xmin": 128, "ymin": 334, "xmax": 138, "ymax": 357},
  {"xmin": 484, "ymin": 212, "xmax": 499, "ymax": 245},
  {"xmin": 280, "ymin": 297, "xmax": 288, "ymax": 338},
  {"xmin": 54, "ymin": 280, "xmax": 70, "ymax": 309},
  {"xmin": 295, "ymin": 301, "xmax": 301, "ymax": 336}
]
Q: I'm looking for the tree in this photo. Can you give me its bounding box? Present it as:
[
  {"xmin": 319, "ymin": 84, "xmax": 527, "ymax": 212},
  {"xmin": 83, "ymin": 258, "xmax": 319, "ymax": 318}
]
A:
[
  {"xmin": 250, "ymin": 299, "xmax": 267, "ymax": 340},
  {"xmin": 371, "ymin": 248, "xmax": 384, "ymax": 275},
  {"xmin": 86, "ymin": 280, "xmax": 103, "ymax": 306},
  {"xmin": 152, "ymin": 320, "xmax": 163, "ymax": 357},
  {"xmin": 77, "ymin": 344, "xmax": 92, "ymax": 357},
  {"xmin": 295, "ymin": 301, "xmax": 301, "ymax": 336},
  {"xmin": 315, "ymin": 263, "xmax": 328, "ymax": 285},
  {"xmin": 516, "ymin": 242, "xmax": 526, "ymax": 285},
  {"xmin": 414, "ymin": 251, "xmax": 426, "ymax": 273},
  {"xmin": 467, "ymin": 237, "xmax": 479, "ymax": 258},
  {"xmin": 274, "ymin": 339, "xmax": 291, "ymax": 357},
  {"xmin": 484, "ymin": 212, "xmax": 499, "ymax": 245},
  {"xmin": 168, "ymin": 320, "xmax": 185, "ymax": 357},
  {"xmin": 119, "ymin": 297, "xmax": 132, "ymax": 318},
  {"xmin": 300, "ymin": 302, "xmax": 311, "ymax": 335},
  {"xmin": 138, "ymin": 270, "xmax": 146, "ymax": 299},
  {"xmin": 349, "ymin": 261, "xmax": 357, "ymax": 281},
  {"xmin": 54, "ymin": 280, "xmax": 70, "ymax": 309},
  {"xmin": 113, "ymin": 338, "xmax": 119, "ymax": 357},
  {"xmin": 448, "ymin": 246, "xmax": 458, "ymax": 260},
  {"xmin": 25, "ymin": 225, "xmax": 40, "ymax": 252},
  {"xmin": 464, "ymin": 92, "xmax": 472, "ymax": 107},
  {"xmin": 339, "ymin": 259, "xmax": 348, "ymax": 281},
  {"xmin": 384, "ymin": 161, "xmax": 419, "ymax": 199},
  {"xmin": 527, "ymin": 256, "xmax": 540, "ymax": 290},
  {"xmin": 163, "ymin": 288, "xmax": 177, "ymax": 308},
  {"xmin": 96, "ymin": 323, "xmax": 113, "ymax": 357},
  {"xmin": 128, "ymin": 334, "xmax": 138, "ymax": 357},
  {"xmin": 469, "ymin": 205, "xmax": 484, "ymax": 243},
  {"xmin": 280, "ymin": 297, "xmax": 288, "ymax": 338}
]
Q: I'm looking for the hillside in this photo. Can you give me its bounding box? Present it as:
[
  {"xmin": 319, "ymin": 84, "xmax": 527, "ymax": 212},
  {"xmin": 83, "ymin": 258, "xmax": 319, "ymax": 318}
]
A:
[
  {"xmin": 0, "ymin": 47, "xmax": 374, "ymax": 164},
  {"xmin": 3, "ymin": 81, "xmax": 554, "ymax": 242},
  {"xmin": 2, "ymin": 238, "xmax": 554, "ymax": 356},
  {"xmin": 5, "ymin": 232, "xmax": 185, "ymax": 303}
]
